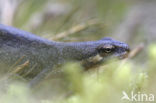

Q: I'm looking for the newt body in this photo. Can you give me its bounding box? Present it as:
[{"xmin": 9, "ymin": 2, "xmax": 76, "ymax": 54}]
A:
[{"xmin": 0, "ymin": 24, "xmax": 130, "ymax": 86}]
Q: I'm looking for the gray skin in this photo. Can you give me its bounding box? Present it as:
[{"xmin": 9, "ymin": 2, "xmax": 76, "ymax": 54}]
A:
[{"xmin": 0, "ymin": 24, "xmax": 130, "ymax": 87}]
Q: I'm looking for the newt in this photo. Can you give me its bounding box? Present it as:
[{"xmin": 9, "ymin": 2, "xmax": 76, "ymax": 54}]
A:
[{"xmin": 0, "ymin": 24, "xmax": 130, "ymax": 87}]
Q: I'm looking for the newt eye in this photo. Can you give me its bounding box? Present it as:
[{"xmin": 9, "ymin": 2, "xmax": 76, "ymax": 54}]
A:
[
  {"xmin": 97, "ymin": 45, "xmax": 115, "ymax": 54},
  {"xmin": 104, "ymin": 47, "xmax": 112, "ymax": 53}
]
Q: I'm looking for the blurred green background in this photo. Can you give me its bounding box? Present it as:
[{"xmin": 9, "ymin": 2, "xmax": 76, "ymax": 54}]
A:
[{"xmin": 0, "ymin": 0, "xmax": 156, "ymax": 103}]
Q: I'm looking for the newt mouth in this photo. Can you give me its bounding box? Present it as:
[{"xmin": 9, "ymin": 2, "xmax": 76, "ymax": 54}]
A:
[{"xmin": 119, "ymin": 51, "xmax": 130, "ymax": 59}]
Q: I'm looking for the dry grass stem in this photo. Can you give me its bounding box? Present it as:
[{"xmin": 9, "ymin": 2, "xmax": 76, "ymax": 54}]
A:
[{"xmin": 51, "ymin": 19, "xmax": 100, "ymax": 40}]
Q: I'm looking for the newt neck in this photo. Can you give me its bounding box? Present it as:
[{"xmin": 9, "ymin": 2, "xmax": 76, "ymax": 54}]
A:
[{"xmin": 56, "ymin": 41, "xmax": 100, "ymax": 60}]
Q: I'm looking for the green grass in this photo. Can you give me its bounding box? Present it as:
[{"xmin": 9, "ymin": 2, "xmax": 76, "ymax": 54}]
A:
[{"xmin": 0, "ymin": 44, "xmax": 155, "ymax": 103}]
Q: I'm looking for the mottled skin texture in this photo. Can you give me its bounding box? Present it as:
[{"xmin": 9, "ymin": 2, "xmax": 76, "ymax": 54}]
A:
[{"xmin": 0, "ymin": 24, "xmax": 130, "ymax": 87}]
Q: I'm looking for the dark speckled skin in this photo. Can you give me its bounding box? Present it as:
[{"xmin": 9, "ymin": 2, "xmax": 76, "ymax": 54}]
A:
[{"xmin": 0, "ymin": 24, "xmax": 130, "ymax": 87}]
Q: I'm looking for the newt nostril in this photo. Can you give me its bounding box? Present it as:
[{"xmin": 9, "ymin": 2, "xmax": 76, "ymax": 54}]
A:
[
  {"xmin": 124, "ymin": 45, "xmax": 130, "ymax": 53},
  {"xmin": 126, "ymin": 47, "xmax": 130, "ymax": 53}
]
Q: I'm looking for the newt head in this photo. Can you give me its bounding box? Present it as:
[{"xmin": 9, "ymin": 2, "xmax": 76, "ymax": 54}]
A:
[
  {"xmin": 97, "ymin": 37, "xmax": 130, "ymax": 60},
  {"xmin": 82, "ymin": 37, "xmax": 130, "ymax": 69}
]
